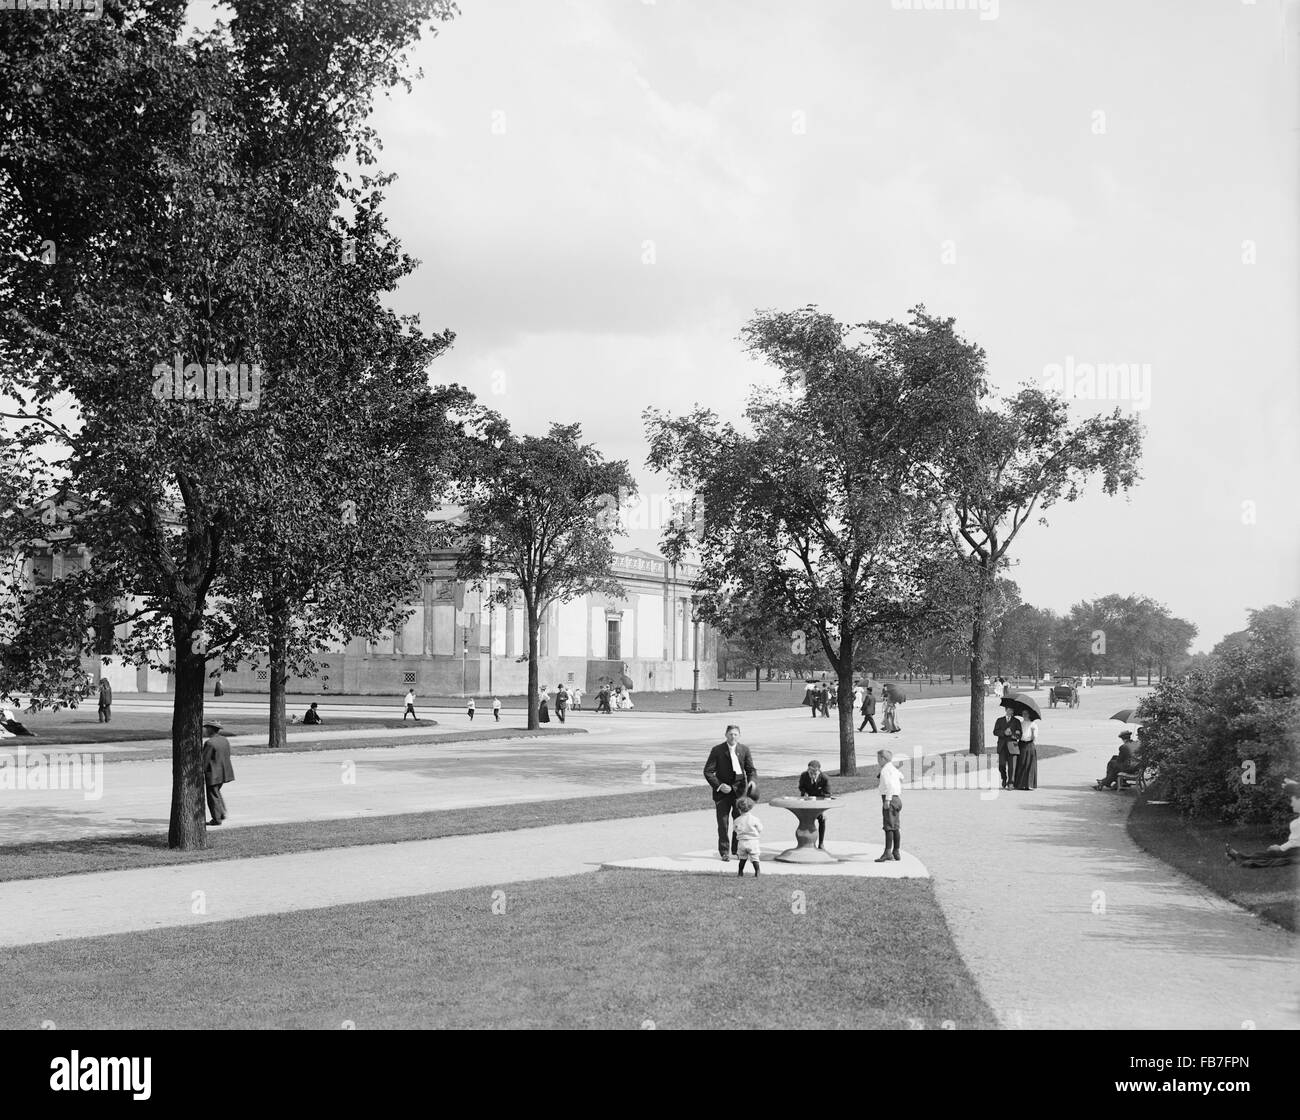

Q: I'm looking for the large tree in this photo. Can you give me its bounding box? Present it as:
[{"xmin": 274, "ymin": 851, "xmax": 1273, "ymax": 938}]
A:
[
  {"xmin": 647, "ymin": 306, "xmax": 984, "ymax": 775},
  {"xmin": 937, "ymin": 389, "xmax": 1142, "ymax": 753},
  {"xmin": 0, "ymin": 0, "xmax": 458, "ymax": 847},
  {"xmin": 455, "ymin": 423, "xmax": 634, "ymax": 730}
]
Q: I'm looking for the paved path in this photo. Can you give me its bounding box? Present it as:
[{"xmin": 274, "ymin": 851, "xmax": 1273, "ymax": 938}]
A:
[{"xmin": 2, "ymin": 687, "xmax": 1296, "ymax": 1029}]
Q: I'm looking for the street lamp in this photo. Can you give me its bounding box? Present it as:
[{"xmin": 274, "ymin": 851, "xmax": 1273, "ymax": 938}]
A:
[{"xmin": 691, "ymin": 597, "xmax": 701, "ymax": 712}]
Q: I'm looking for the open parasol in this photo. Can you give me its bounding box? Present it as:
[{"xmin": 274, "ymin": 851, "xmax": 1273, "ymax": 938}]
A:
[
  {"xmin": 1110, "ymin": 709, "xmax": 1144, "ymax": 724},
  {"xmin": 1004, "ymin": 692, "xmax": 1042, "ymax": 720}
]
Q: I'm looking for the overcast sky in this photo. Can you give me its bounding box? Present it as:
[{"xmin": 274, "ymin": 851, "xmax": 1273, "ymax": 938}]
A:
[{"xmin": 364, "ymin": 2, "xmax": 1296, "ymax": 649}]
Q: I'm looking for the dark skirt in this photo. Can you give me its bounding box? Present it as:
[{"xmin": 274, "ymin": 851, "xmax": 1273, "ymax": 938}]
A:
[
  {"xmin": 1013, "ymin": 741, "xmax": 1038, "ymax": 789},
  {"xmin": 539, "ymin": 700, "xmax": 550, "ymax": 724}
]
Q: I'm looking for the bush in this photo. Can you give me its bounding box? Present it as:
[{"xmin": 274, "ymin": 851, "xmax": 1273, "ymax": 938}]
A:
[{"xmin": 1136, "ymin": 602, "xmax": 1298, "ymax": 835}]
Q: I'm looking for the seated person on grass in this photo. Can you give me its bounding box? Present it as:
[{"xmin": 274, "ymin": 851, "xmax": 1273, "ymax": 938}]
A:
[
  {"xmin": 302, "ymin": 702, "xmax": 323, "ymax": 725},
  {"xmin": 1226, "ymin": 781, "xmax": 1300, "ymax": 868}
]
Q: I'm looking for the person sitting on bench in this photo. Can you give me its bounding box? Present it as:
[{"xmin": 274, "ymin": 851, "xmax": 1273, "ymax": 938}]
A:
[{"xmin": 1094, "ymin": 733, "xmax": 1141, "ymax": 789}]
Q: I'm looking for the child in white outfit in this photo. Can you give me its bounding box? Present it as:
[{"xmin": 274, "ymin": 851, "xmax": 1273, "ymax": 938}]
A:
[{"xmin": 732, "ymin": 796, "xmax": 763, "ymax": 877}]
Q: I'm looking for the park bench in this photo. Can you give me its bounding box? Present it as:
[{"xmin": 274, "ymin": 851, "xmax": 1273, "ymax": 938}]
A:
[{"xmin": 1115, "ymin": 765, "xmax": 1156, "ymax": 793}]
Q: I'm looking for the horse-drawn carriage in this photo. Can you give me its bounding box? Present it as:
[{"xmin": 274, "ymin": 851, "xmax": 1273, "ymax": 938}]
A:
[{"xmin": 1049, "ymin": 677, "xmax": 1080, "ymax": 708}]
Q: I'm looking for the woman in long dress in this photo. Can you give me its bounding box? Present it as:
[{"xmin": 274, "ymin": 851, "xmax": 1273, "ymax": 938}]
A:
[
  {"xmin": 538, "ymin": 686, "xmax": 550, "ymax": 724},
  {"xmin": 1012, "ymin": 711, "xmax": 1039, "ymax": 790}
]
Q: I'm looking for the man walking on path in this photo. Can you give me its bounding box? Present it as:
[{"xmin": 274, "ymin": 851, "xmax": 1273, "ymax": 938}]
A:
[
  {"xmin": 202, "ymin": 720, "xmax": 235, "ymax": 826},
  {"xmin": 556, "ymin": 684, "xmax": 568, "ymax": 723},
  {"xmin": 403, "ymin": 690, "xmax": 418, "ymax": 721},
  {"xmin": 97, "ymin": 678, "xmax": 112, "ymax": 723},
  {"xmin": 704, "ymin": 724, "xmax": 757, "ymax": 861},
  {"xmin": 859, "ymin": 685, "xmax": 877, "ymax": 733}
]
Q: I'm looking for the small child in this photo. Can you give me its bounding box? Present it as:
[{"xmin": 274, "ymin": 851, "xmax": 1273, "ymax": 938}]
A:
[
  {"xmin": 732, "ymin": 796, "xmax": 763, "ymax": 877},
  {"xmin": 467, "ymin": 696, "xmax": 476, "ymax": 721},
  {"xmin": 492, "ymin": 697, "xmax": 501, "ymax": 722}
]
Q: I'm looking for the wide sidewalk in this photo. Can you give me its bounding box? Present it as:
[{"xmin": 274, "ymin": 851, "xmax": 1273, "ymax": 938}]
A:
[{"xmin": 2, "ymin": 689, "xmax": 1296, "ymax": 1029}]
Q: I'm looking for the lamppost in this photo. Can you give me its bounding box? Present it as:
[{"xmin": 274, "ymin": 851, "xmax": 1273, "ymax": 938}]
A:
[
  {"xmin": 691, "ymin": 596, "xmax": 701, "ymax": 713},
  {"xmin": 485, "ymin": 534, "xmax": 493, "ymax": 696}
]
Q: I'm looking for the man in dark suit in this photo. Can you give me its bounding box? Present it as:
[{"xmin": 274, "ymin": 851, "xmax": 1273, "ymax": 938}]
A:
[
  {"xmin": 202, "ymin": 720, "xmax": 235, "ymax": 826},
  {"xmin": 703, "ymin": 724, "xmax": 757, "ymax": 861},
  {"xmin": 858, "ymin": 685, "xmax": 877, "ymax": 733},
  {"xmin": 798, "ymin": 759, "xmax": 832, "ymax": 849}
]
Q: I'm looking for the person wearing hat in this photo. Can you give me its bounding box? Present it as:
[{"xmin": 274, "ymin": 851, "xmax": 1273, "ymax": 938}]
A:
[
  {"xmin": 1094, "ymin": 731, "xmax": 1140, "ymax": 790},
  {"xmin": 202, "ymin": 720, "xmax": 235, "ymax": 826},
  {"xmin": 875, "ymin": 748, "xmax": 904, "ymax": 862},
  {"xmin": 1226, "ymin": 780, "xmax": 1300, "ymax": 867},
  {"xmin": 994, "ymin": 700, "xmax": 1019, "ymax": 788}
]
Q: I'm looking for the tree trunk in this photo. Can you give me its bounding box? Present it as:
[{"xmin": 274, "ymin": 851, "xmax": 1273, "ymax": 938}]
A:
[
  {"xmin": 837, "ymin": 641, "xmax": 856, "ymax": 777},
  {"xmin": 268, "ymin": 600, "xmax": 288, "ymax": 750},
  {"xmin": 949, "ymin": 652, "xmax": 955, "ymax": 683},
  {"xmin": 168, "ymin": 618, "xmax": 210, "ymax": 850},
  {"xmin": 526, "ymin": 597, "xmax": 539, "ymax": 731},
  {"xmin": 969, "ymin": 615, "xmax": 987, "ymax": 755}
]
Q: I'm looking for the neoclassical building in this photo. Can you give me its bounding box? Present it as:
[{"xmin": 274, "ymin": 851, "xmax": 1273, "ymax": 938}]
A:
[
  {"xmin": 9, "ymin": 502, "xmax": 717, "ymax": 696},
  {"xmin": 215, "ymin": 548, "xmax": 718, "ymax": 697}
]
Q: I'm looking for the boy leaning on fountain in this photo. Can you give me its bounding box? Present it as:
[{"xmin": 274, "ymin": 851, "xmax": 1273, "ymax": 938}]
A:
[{"xmin": 875, "ymin": 749, "xmax": 903, "ymax": 863}]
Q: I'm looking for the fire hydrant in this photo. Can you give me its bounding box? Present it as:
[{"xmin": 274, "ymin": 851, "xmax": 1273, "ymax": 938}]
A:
[{"xmin": 728, "ymin": 692, "xmax": 734, "ymax": 707}]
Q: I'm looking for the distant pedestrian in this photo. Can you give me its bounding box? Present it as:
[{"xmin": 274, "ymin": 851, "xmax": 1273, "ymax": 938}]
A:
[
  {"xmin": 810, "ymin": 683, "xmax": 821, "ymax": 718},
  {"xmin": 467, "ymin": 696, "xmax": 476, "ymax": 721},
  {"xmin": 881, "ymin": 689, "xmax": 899, "ymax": 733},
  {"xmin": 802, "ymin": 680, "xmax": 815, "ymax": 710},
  {"xmin": 571, "ymin": 685, "xmax": 583, "ymax": 711},
  {"xmin": 97, "ymin": 678, "xmax": 112, "ymax": 723},
  {"xmin": 214, "ymin": 674, "xmax": 225, "ymax": 698},
  {"xmin": 556, "ymin": 684, "xmax": 568, "ymax": 723},
  {"xmin": 403, "ymin": 690, "xmax": 418, "ymax": 721},
  {"xmin": 597, "ymin": 686, "xmax": 612, "ymax": 714},
  {"xmin": 202, "ymin": 720, "xmax": 234, "ymax": 827},
  {"xmin": 539, "ymin": 686, "xmax": 551, "ymax": 724},
  {"xmin": 492, "ymin": 697, "xmax": 501, "ymax": 722},
  {"xmin": 818, "ymin": 685, "xmax": 830, "ymax": 718},
  {"xmin": 859, "ymin": 685, "xmax": 878, "ymax": 733}
]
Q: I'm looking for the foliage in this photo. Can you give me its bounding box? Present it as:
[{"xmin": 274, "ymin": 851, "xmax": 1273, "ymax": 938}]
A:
[
  {"xmin": 1137, "ymin": 601, "xmax": 1298, "ymax": 833},
  {"xmin": 455, "ymin": 423, "xmax": 634, "ymax": 729}
]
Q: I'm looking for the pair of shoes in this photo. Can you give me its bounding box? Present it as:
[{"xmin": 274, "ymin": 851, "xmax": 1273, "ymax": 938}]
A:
[{"xmin": 874, "ymin": 854, "xmax": 892, "ymax": 863}]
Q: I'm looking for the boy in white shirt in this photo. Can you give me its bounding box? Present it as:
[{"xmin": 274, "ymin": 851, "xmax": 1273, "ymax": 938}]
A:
[
  {"xmin": 875, "ymin": 748, "xmax": 904, "ymax": 863},
  {"xmin": 492, "ymin": 697, "xmax": 501, "ymax": 722},
  {"xmin": 732, "ymin": 796, "xmax": 764, "ymax": 877}
]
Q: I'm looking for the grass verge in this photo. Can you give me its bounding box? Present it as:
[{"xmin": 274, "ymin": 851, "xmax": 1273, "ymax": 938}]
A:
[
  {"xmin": 0, "ymin": 870, "xmax": 999, "ymax": 1030},
  {"xmin": 1127, "ymin": 788, "xmax": 1298, "ymax": 932}
]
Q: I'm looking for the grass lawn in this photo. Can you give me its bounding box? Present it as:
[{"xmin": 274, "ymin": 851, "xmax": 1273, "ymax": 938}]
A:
[
  {"xmin": 0, "ymin": 746, "xmax": 1071, "ymax": 882},
  {"xmin": 0, "ymin": 870, "xmax": 999, "ymax": 1030},
  {"xmin": 1, "ymin": 712, "xmax": 435, "ymax": 746},
  {"xmin": 1127, "ymin": 790, "xmax": 1298, "ymax": 932}
]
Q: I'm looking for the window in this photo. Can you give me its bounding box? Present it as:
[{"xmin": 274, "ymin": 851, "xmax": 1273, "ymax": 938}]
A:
[
  {"xmin": 567, "ymin": 672, "xmax": 575, "ymax": 683},
  {"xmin": 403, "ymin": 670, "xmax": 416, "ymax": 685},
  {"xmin": 607, "ymin": 619, "xmax": 621, "ymax": 661},
  {"xmin": 256, "ymin": 670, "xmax": 268, "ymax": 682}
]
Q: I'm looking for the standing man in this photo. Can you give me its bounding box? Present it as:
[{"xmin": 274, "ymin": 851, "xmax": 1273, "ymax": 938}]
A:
[
  {"xmin": 809, "ymin": 683, "xmax": 820, "ymax": 718},
  {"xmin": 875, "ymin": 748, "xmax": 903, "ymax": 862},
  {"xmin": 97, "ymin": 677, "xmax": 112, "ymax": 723},
  {"xmin": 858, "ymin": 685, "xmax": 877, "ymax": 733},
  {"xmin": 704, "ymin": 724, "xmax": 758, "ymax": 862},
  {"xmin": 403, "ymin": 689, "xmax": 418, "ymax": 721},
  {"xmin": 818, "ymin": 684, "xmax": 830, "ymax": 718},
  {"xmin": 556, "ymin": 684, "xmax": 568, "ymax": 723},
  {"xmin": 202, "ymin": 719, "xmax": 235, "ymax": 827}
]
